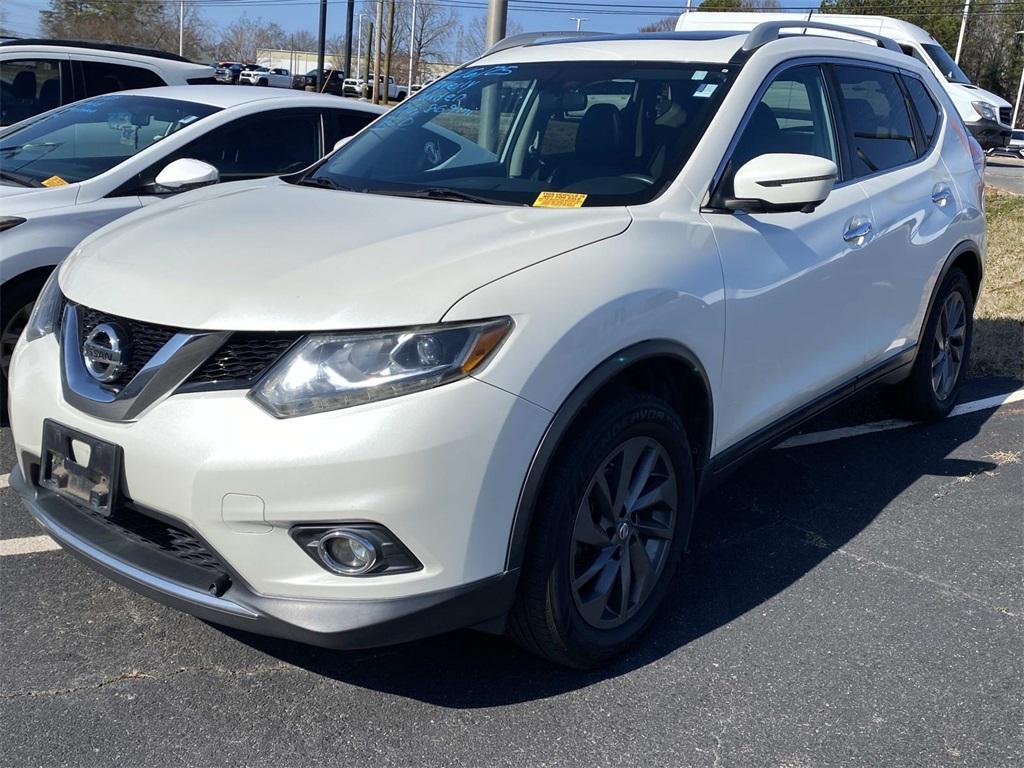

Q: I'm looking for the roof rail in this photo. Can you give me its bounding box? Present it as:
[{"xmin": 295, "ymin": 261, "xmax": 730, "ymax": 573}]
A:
[
  {"xmin": 0, "ymin": 38, "xmax": 194, "ymax": 63},
  {"xmin": 482, "ymin": 30, "xmax": 611, "ymax": 57},
  {"xmin": 736, "ymin": 20, "xmax": 901, "ymax": 60}
]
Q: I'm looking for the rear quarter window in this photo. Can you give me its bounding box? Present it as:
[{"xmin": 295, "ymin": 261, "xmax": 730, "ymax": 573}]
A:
[{"xmin": 902, "ymin": 75, "xmax": 941, "ymax": 151}]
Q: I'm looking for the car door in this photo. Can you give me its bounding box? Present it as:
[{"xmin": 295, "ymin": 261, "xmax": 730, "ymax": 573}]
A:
[
  {"xmin": 126, "ymin": 109, "xmax": 324, "ymax": 201},
  {"xmin": 705, "ymin": 63, "xmax": 874, "ymax": 451},
  {"xmin": 829, "ymin": 64, "xmax": 962, "ymax": 367}
]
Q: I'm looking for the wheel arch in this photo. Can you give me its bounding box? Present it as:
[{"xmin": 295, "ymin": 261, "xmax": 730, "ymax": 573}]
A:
[
  {"xmin": 917, "ymin": 239, "xmax": 982, "ymax": 349},
  {"xmin": 504, "ymin": 339, "xmax": 714, "ymax": 572}
]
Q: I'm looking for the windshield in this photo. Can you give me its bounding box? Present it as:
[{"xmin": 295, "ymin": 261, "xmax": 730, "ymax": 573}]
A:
[
  {"xmin": 922, "ymin": 44, "xmax": 972, "ymax": 85},
  {"xmin": 0, "ymin": 94, "xmax": 218, "ymax": 187},
  {"xmin": 305, "ymin": 61, "xmax": 734, "ymax": 207}
]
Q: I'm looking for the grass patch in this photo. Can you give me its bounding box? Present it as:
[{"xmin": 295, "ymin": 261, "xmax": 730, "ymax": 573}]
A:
[{"xmin": 973, "ymin": 189, "xmax": 1024, "ymax": 380}]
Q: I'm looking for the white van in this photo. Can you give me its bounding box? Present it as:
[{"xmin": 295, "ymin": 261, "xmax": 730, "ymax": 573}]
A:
[{"xmin": 676, "ymin": 12, "xmax": 1013, "ymax": 149}]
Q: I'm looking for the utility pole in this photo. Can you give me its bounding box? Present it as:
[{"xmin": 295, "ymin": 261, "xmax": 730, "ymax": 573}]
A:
[
  {"xmin": 408, "ymin": 0, "xmax": 417, "ymax": 95},
  {"xmin": 569, "ymin": 17, "xmax": 587, "ymax": 33},
  {"xmin": 372, "ymin": 0, "xmax": 383, "ymax": 103},
  {"xmin": 1013, "ymin": 31, "xmax": 1024, "ymax": 130},
  {"xmin": 178, "ymin": 0, "xmax": 184, "ymax": 56},
  {"xmin": 485, "ymin": 0, "xmax": 507, "ymax": 48},
  {"xmin": 316, "ymin": 0, "xmax": 328, "ymax": 91},
  {"xmin": 954, "ymin": 0, "xmax": 971, "ymax": 65},
  {"xmin": 344, "ymin": 0, "xmax": 355, "ymax": 79},
  {"xmin": 383, "ymin": 0, "xmax": 395, "ymax": 104}
]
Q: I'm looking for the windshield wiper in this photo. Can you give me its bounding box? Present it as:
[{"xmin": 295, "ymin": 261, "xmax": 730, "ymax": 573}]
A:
[
  {"xmin": 293, "ymin": 176, "xmax": 354, "ymax": 191},
  {"xmin": 365, "ymin": 186, "xmax": 506, "ymax": 205},
  {"xmin": 0, "ymin": 169, "xmax": 40, "ymax": 187}
]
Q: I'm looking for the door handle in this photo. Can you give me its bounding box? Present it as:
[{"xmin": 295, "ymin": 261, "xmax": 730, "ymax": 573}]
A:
[
  {"xmin": 931, "ymin": 183, "xmax": 954, "ymax": 208},
  {"xmin": 843, "ymin": 217, "xmax": 873, "ymax": 245}
]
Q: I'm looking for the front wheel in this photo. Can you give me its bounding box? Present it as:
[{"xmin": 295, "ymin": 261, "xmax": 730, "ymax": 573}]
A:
[
  {"xmin": 898, "ymin": 268, "xmax": 974, "ymax": 421},
  {"xmin": 509, "ymin": 391, "xmax": 694, "ymax": 668},
  {"xmin": 1, "ymin": 272, "xmax": 50, "ymax": 422}
]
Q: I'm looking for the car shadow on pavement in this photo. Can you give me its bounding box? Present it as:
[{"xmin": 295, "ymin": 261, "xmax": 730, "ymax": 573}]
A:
[{"xmin": 219, "ymin": 404, "xmax": 1003, "ymax": 707}]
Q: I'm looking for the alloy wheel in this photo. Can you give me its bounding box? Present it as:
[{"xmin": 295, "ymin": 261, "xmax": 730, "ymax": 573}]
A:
[
  {"xmin": 570, "ymin": 436, "xmax": 678, "ymax": 629},
  {"xmin": 931, "ymin": 291, "xmax": 966, "ymax": 401}
]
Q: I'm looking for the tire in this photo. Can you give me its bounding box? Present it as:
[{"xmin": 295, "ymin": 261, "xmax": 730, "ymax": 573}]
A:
[
  {"xmin": 898, "ymin": 268, "xmax": 974, "ymax": 421},
  {"xmin": 509, "ymin": 390, "xmax": 694, "ymax": 668},
  {"xmin": 1, "ymin": 271, "xmax": 51, "ymax": 423},
  {"xmin": 258, "ymin": 78, "xmax": 268, "ymax": 87}
]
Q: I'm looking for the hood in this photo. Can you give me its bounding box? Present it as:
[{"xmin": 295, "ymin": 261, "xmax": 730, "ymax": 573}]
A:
[
  {"xmin": 0, "ymin": 182, "xmax": 79, "ymax": 213},
  {"xmin": 59, "ymin": 177, "xmax": 631, "ymax": 331},
  {"xmin": 948, "ymin": 82, "xmax": 1012, "ymax": 110}
]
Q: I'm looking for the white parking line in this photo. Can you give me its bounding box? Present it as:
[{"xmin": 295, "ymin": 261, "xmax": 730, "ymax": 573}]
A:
[
  {"xmin": 776, "ymin": 388, "xmax": 1024, "ymax": 450},
  {"xmin": 0, "ymin": 535, "xmax": 60, "ymax": 556},
  {"xmin": 0, "ymin": 389, "xmax": 1019, "ymax": 558}
]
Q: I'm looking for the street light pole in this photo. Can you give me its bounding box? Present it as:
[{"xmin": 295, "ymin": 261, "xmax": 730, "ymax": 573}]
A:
[
  {"xmin": 1013, "ymin": 31, "xmax": 1024, "ymax": 130},
  {"xmin": 344, "ymin": 0, "xmax": 355, "ymax": 79},
  {"xmin": 569, "ymin": 17, "xmax": 587, "ymax": 32},
  {"xmin": 485, "ymin": 0, "xmax": 507, "ymax": 48},
  {"xmin": 316, "ymin": 0, "xmax": 328, "ymax": 91},
  {"xmin": 178, "ymin": 0, "xmax": 184, "ymax": 57},
  {"xmin": 408, "ymin": 0, "xmax": 417, "ymax": 95},
  {"xmin": 954, "ymin": 0, "xmax": 971, "ymax": 65}
]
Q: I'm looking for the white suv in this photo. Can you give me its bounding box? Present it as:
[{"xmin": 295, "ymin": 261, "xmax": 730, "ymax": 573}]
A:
[
  {"xmin": 0, "ymin": 39, "xmax": 215, "ymax": 126},
  {"xmin": 8, "ymin": 23, "xmax": 986, "ymax": 668}
]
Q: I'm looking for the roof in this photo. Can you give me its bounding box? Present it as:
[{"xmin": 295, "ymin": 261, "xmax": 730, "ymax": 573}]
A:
[
  {"xmin": 0, "ymin": 40, "xmax": 212, "ymax": 74},
  {"xmin": 102, "ymin": 85, "xmax": 388, "ymax": 113},
  {"xmin": 675, "ymin": 12, "xmax": 936, "ymax": 45},
  {"xmin": 476, "ymin": 22, "xmax": 904, "ymax": 67},
  {"xmin": 0, "ymin": 38, "xmax": 193, "ymax": 62}
]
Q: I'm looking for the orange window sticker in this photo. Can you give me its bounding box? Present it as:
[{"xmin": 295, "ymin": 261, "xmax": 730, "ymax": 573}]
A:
[
  {"xmin": 41, "ymin": 175, "xmax": 69, "ymax": 187},
  {"xmin": 533, "ymin": 191, "xmax": 587, "ymax": 208}
]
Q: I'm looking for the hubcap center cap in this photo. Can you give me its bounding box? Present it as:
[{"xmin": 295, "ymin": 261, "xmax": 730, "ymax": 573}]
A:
[{"xmin": 615, "ymin": 521, "xmax": 632, "ymax": 542}]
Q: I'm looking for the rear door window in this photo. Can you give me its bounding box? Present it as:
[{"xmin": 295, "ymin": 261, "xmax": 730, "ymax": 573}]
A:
[
  {"xmin": 832, "ymin": 65, "xmax": 918, "ymax": 177},
  {"xmin": 79, "ymin": 61, "xmax": 165, "ymax": 97},
  {"xmin": 902, "ymin": 75, "xmax": 941, "ymax": 151},
  {"xmin": 0, "ymin": 58, "xmax": 65, "ymax": 125}
]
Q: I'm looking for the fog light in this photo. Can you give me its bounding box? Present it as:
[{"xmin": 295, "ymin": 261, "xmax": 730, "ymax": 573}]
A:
[
  {"xmin": 318, "ymin": 530, "xmax": 378, "ymax": 575},
  {"xmin": 290, "ymin": 523, "xmax": 422, "ymax": 577}
]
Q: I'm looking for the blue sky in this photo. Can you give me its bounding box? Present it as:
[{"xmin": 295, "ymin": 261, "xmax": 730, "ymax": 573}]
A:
[{"xmin": 4, "ymin": 1, "xmax": 821, "ymax": 46}]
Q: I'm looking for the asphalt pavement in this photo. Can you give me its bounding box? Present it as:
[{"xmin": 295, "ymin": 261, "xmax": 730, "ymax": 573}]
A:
[
  {"xmin": 1, "ymin": 377, "xmax": 1022, "ymax": 768},
  {"xmin": 985, "ymin": 155, "xmax": 1024, "ymax": 195}
]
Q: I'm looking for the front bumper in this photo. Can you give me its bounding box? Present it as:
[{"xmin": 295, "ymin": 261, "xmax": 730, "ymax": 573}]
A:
[
  {"xmin": 9, "ymin": 334, "xmax": 551, "ymax": 601},
  {"xmin": 11, "ymin": 467, "xmax": 518, "ymax": 648},
  {"xmin": 967, "ymin": 117, "xmax": 1011, "ymax": 150}
]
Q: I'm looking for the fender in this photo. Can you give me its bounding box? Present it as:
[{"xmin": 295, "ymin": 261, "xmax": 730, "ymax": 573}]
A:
[
  {"xmin": 504, "ymin": 339, "xmax": 713, "ymax": 572},
  {"xmin": 913, "ymin": 238, "xmax": 983, "ymax": 356}
]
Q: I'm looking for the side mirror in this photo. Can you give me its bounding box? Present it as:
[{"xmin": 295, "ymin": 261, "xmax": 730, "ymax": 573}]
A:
[
  {"xmin": 726, "ymin": 153, "xmax": 837, "ymax": 213},
  {"xmin": 333, "ymin": 136, "xmax": 352, "ymax": 152},
  {"xmin": 154, "ymin": 158, "xmax": 219, "ymax": 192}
]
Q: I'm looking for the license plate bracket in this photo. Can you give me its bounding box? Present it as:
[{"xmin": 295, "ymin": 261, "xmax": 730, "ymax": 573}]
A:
[{"xmin": 40, "ymin": 419, "xmax": 123, "ymax": 517}]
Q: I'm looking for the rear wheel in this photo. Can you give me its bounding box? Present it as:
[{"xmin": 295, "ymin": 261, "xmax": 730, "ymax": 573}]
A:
[
  {"xmin": 509, "ymin": 391, "xmax": 694, "ymax": 668},
  {"xmin": 898, "ymin": 268, "xmax": 974, "ymax": 421}
]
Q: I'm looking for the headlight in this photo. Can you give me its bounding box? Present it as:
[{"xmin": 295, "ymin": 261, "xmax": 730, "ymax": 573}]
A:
[
  {"xmin": 971, "ymin": 101, "xmax": 997, "ymax": 121},
  {"xmin": 250, "ymin": 317, "xmax": 512, "ymax": 418},
  {"xmin": 23, "ymin": 267, "xmax": 64, "ymax": 343},
  {"xmin": 0, "ymin": 216, "xmax": 27, "ymax": 232}
]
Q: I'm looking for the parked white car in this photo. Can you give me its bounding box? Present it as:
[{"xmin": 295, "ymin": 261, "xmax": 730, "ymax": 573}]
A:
[
  {"xmin": 8, "ymin": 24, "xmax": 985, "ymax": 668},
  {"xmin": 238, "ymin": 66, "xmax": 291, "ymax": 88},
  {"xmin": 0, "ymin": 39, "xmax": 215, "ymax": 126},
  {"xmin": 677, "ymin": 12, "xmax": 1014, "ymax": 150},
  {"xmin": 343, "ymin": 74, "xmax": 406, "ymax": 100},
  {"xmin": 0, "ymin": 86, "xmax": 385, "ymax": 399}
]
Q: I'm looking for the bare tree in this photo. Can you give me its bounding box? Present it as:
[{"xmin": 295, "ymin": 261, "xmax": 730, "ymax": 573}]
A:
[
  {"xmin": 454, "ymin": 14, "xmax": 523, "ymax": 62},
  {"xmin": 216, "ymin": 14, "xmax": 287, "ymax": 63},
  {"xmin": 639, "ymin": 17, "xmax": 677, "ymax": 33}
]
